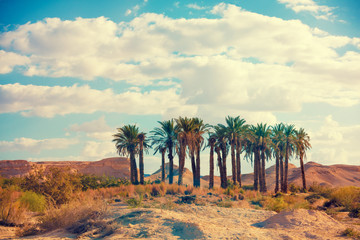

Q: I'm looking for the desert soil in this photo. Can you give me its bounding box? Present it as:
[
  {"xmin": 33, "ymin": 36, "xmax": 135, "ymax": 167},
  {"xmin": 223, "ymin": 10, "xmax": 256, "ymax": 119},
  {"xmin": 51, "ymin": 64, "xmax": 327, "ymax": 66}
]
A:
[{"xmin": 1, "ymin": 202, "xmax": 355, "ymax": 240}]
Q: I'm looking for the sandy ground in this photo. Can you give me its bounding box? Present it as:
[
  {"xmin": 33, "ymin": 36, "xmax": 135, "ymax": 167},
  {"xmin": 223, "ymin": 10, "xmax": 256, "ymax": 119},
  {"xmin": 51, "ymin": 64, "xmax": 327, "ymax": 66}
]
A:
[{"xmin": 1, "ymin": 202, "xmax": 355, "ymax": 240}]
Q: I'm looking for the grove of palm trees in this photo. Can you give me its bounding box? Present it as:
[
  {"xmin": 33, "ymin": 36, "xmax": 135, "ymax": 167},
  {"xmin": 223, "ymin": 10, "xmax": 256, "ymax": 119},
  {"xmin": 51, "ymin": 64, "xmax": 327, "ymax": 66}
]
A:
[{"xmin": 113, "ymin": 116, "xmax": 311, "ymax": 193}]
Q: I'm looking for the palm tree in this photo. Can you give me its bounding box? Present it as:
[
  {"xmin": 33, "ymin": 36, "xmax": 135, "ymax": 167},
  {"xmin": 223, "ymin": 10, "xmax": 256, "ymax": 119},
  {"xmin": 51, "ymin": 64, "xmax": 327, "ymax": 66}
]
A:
[
  {"xmin": 175, "ymin": 117, "xmax": 195, "ymax": 185},
  {"xmin": 283, "ymin": 124, "xmax": 296, "ymax": 193},
  {"xmin": 223, "ymin": 116, "xmax": 238, "ymax": 185},
  {"xmin": 249, "ymin": 123, "xmax": 271, "ymax": 192},
  {"xmin": 213, "ymin": 124, "xmax": 228, "ymax": 189},
  {"xmin": 137, "ymin": 132, "xmax": 147, "ymax": 185},
  {"xmin": 113, "ymin": 125, "xmax": 139, "ymax": 184},
  {"xmin": 295, "ymin": 128, "xmax": 312, "ymax": 191},
  {"xmin": 208, "ymin": 134, "xmax": 216, "ymax": 189},
  {"xmin": 150, "ymin": 120, "xmax": 177, "ymax": 184},
  {"xmin": 271, "ymin": 123, "xmax": 285, "ymax": 193},
  {"xmin": 192, "ymin": 117, "xmax": 209, "ymax": 187},
  {"xmin": 160, "ymin": 147, "xmax": 166, "ymax": 182},
  {"xmin": 234, "ymin": 118, "xmax": 247, "ymax": 187}
]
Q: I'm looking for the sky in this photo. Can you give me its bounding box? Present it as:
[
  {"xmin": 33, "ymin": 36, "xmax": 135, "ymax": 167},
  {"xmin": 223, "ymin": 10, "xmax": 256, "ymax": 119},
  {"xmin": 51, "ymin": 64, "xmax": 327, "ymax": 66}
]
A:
[{"xmin": 0, "ymin": 0, "xmax": 359, "ymax": 176}]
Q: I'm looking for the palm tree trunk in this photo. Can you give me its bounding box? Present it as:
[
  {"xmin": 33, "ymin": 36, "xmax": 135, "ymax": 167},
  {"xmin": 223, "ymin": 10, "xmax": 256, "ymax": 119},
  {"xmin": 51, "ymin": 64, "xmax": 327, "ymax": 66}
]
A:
[
  {"xmin": 190, "ymin": 150, "xmax": 196, "ymax": 187},
  {"xmin": 275, "ymin": 153, "xmax": 280, "ymax": 193},
  {"xmin": 280, "ymin": 155, "xmax": 284, "ymax": 192},
  {"xmin": 216, "ymin": 147, "xmax": 226, "ymax": 189},
  {"xmin": 209, "ymin": 144, "xmax": 214, "ymax": 189},
  {"xmin": 130, "ymin": 151, "xmax": 138, "ymax": 184},
  {"xmin": 300, "ymin": 153, "xmax": 306, "ymax": 191},
  {"xmin": 161, "ymin": 149, "xmax": 166, "ymax": 182},
  {"xmin": 261, "ymin": 149, "xmax": 267, "ymax": 192},
  {"xmin": 231, "ymin": 140, "xmax": 236, "ymax": 184},
  {"xmin": 284, "ymin": 144, "xmax": 289, "ymax": 193},
  {"xmin": 178, "ymin": 142, "xmax": 186, "ymax": 186},
  {"xmin": 258, "ymin": 149, "xmax": 264, "ymax": 192},
  {"xmin": 195, "ymin": 145, "xmax": 201, "ymax": 187},
  {"xmin": 236, "ymin": 141, "xmax": 241, "ymax": 187},
  {"xmin": 221, "ymin": 144, "xmax": 228, "ymax": 189},
  {"xmin": 253, "ymin": 150, "xmax": 259, "ymax": 191},
  {"xmin": 139, "ymin": 142, "xmax": 144, "ymax": 185},
  {"xmin": 168, "ymin": 142, "xmax": 174, "ymax": 184}
]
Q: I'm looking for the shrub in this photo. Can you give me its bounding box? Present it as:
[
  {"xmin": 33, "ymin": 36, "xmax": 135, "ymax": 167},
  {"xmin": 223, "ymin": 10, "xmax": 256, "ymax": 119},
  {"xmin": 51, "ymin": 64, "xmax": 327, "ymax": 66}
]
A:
[
  {"xmin": 308, "ymin": 183, "xmax": 333, "ymax": 198},
  {"xmin": 242, "ymin": 185, "xmax": 254, "ymax": 191},
  {"xmin": 0, "ymin": 188, "xmax": 27, "ymax": 226},
  {"xmin": 289, "ymin": 183, "xmax": 300, "ymax": 193},
  {"xmin": 330, "ymin": 186, "xmax": 360, "ymax": 211},
  {"xmin": 20, "ymin": 191, "xmax": 46, "ymax": 213},
  {"xmin": 127, "ymin": 195, "xmax": 143, "ymax": 208},
  {"xmin": 305, "ymin": 193, "xmax": 322, "ymax": 204},
  {"xmin": 38, "ymin": 197, "xmax": 106, "ymax": 233},
  {"xmin": 342, "ymin": 228, "xmax": 360, "ymax": 239}
]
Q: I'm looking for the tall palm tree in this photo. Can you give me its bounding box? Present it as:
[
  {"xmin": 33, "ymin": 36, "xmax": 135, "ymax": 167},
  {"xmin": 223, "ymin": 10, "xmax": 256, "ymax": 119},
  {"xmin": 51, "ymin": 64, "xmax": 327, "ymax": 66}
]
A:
[
  {"xmin": 113, "ymin": 125, "xmax": 139, "ymax": 184},
  {"xmin": 192, "ymin": 118, "xmax": 209, "ymax": 187},
  {"xmin": 213, "ymin": 124, "xmax": 228, "ymax": 189},
  {"xmin": 150, "ymin": 120, "xmax": 177, "ymax": 184},
  {"xmin": 175, "ymin": 117, "xmax": 195, "ymax": 185},
  {"xmin": 283, "ymin": 124, "xmax": 296, "ymax": 193},
  {"xmin": 235, "ymin": 118, "xmax": 247, "ymax": 187},
  {"xmin": 295, "ymin": 128, "xmax": 312, "ymax": 191},
  {"xmin": 137, "ymin": 132, "xmax": 147, "ymax": 185},
  {"xmin": 271, "ymin": 123, "xmax": 285, "ymax": 193},
  {"xmin": 208, "ymin": 134, "xmax": 216, "ymax": 189},
  {"xmin": 249, "ymin": 124, "xmax": 271, "ymax": 192},
  {"xmin": 223, "ymin": 116, "xmax": 238, "ymax": 185}
]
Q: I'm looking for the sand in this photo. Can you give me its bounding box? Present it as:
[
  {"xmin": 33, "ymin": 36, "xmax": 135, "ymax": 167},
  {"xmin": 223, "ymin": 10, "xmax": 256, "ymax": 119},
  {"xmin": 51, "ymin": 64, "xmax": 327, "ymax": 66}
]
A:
[{"xmin": 2, "ymin": 204, "xmax": 352, "ymax": 240}]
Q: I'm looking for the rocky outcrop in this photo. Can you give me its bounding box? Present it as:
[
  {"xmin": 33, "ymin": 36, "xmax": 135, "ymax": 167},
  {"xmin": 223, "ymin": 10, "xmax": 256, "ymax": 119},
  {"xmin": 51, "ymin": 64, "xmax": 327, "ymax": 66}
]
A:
[{"xmin": 0, "ymin": 157, "xmax": 130, "ymax": 179}]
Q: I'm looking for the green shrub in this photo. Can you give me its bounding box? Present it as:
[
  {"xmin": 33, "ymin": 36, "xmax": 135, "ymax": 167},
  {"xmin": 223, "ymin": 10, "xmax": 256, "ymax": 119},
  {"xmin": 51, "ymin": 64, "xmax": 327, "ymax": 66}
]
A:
[
  {"xmin": 127, "ymin": 195, "xmax": 143, "ymax": 208},
  {"xmin": 0, "ymin": 188, "xmax": 27, "ymax": 226},
  {"xmin": 242, "ymin": 185, "xmax": 254, "ymax": 191},
  {"xmin": 20, "ymin": 191, "xmax": 46, "ymax": 213},
  {"xmin": 289, "ymin": 183, "xmax": 300, "ymax": 193},
  {"xmin": 330, "ymin": 186, "xmax": 360, "ymax": 211},
  {"xmin": 308, "ymin": 183, "xmax": 333, "ymax": 198},
  {"xmin": 342, "ymin": 228, "xmax": 360, "ymax": 239},
  {"xmin": 305, "ymin": 193, "xmax": 323, "ymax": 204}
]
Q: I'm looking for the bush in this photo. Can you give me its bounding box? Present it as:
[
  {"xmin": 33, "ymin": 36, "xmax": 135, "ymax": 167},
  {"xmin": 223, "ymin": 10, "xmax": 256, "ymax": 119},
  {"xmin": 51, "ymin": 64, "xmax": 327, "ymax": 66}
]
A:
[
  {"xmin": 127, "ymin": 196, "xmax": 143, "ymax": 208},
  {"xmin": 305, "ymin": 193, "xmax": 323, "ymax": 204},
  {"xmin": 289, "ymin": 183, "xmax": 300, "ymax": 193},
  {"xmin": 330, "ymin": 186, "xmax": 360, "ymax": 211},
  {"xmin": 0, "ymin": 188, "xmax": 27, "ymax": 226},
  {"xmin": 342, "ymin": 228, "xmax": 360, "ymax": 239},
  {"xmin": 20, "ymin": 191, "xmax": 46, "ymax": 213},
  {"xmin": 308, "ymin": 183, "xmax": 333, "ymax": 198},
  {"xmin": 38, "ymin": 197, "xmax": 106, "ymax": 233}
]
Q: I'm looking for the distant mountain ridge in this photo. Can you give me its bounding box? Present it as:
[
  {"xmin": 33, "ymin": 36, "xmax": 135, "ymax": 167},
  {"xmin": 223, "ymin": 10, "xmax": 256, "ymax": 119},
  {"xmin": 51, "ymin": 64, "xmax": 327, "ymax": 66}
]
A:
[
  {"xmin": 0, "ymin": 157, "xmax": 130, "ymax": 179},
  {"xmin": 1, "ymin": 159, "xmax": 359, "ymax": 189}
]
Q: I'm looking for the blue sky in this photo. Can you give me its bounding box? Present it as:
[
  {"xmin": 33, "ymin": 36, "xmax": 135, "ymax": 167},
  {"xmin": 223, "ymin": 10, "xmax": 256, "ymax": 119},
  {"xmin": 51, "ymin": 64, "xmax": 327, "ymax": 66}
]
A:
[{"xmin": 0, "ymin": 0, "xmax": 359, "ymax": 175}]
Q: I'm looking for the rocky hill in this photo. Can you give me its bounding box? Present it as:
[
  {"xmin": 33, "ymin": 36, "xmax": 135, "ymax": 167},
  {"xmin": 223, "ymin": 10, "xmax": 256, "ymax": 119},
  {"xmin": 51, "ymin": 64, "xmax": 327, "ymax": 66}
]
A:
[
  {"xmin": 201, "ymin": 161, "xmax": 360, "ymax": 190},
  {"xmin": 0, "ymin": 157, "xmax": 130, "ymax": 179}
]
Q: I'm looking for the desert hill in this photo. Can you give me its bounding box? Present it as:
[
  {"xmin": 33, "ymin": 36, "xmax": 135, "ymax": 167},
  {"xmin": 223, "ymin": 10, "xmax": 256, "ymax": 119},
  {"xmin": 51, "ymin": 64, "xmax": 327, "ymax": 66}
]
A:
[
  {"xmin": 0, "ymin": 157, "xmax": 130, "ymax": 179},
  {"xmin": 201, "ymin": 161, "xmax": 360, "ymax": 190},
  {"xmin": 146, "ymin": 163, "xmax": 209, "ymax": 186}
]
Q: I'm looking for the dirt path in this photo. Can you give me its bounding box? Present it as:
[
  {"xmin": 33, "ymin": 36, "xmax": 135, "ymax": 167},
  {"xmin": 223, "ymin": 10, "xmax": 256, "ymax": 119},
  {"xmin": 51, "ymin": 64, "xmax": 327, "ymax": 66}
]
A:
[{"xmin": 1, "ymin": 204, "xmax": 351, "ymax": 240}]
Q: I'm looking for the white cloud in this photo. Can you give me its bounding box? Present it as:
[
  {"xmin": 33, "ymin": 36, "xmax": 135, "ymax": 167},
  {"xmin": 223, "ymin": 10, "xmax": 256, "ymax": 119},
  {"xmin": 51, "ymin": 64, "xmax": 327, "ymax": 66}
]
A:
[
  {"xmin": 82, "ymin": 141, "xmax": 116, "ymax": 159},
  {"xmin": 0, "ymin": 4, "xmax": 359, "ymax": 120},
  {"xmin": 278, "ymin": 0, "xmax": 335, "ymax": 20},
  {"xmin": 308, "ymin": 115, "xmax": 360, "ymax": 165},
  {"xmin": 69, "ymin": 116, "xmax": 112, "ymax": 133},
  {"xmin": 0, "ymin": 137, "xmax": 78, "ymax": 154},
  {"xmin": 0, "ymin": 50, "xmax": 30, "ymax": 74},
  {"xmin": 186, "ymin": 4, "xmax": 206, "ymax": 10},
  {"xmin": 0, "ymin": 83, "xmax": 196, "ymax": 118}
]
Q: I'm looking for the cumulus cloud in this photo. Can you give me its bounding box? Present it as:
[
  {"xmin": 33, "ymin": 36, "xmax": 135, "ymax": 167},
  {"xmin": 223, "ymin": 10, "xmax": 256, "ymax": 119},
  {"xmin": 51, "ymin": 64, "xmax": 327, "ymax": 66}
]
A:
[
  {"xmin": 0, "ymin": 50, "xmax": 30, "ymax": 73},
  {"xmin": 0, "ymin": 137, "xmax": 78, "ymax": 154},
  {"xmin": 68, "ymin": 116, "xmax": 114, "ymax": 141},
  {"xmin": 0, "ymin": 3, "xmax": 359, "ymax": 118},
  {"xmin": 82, "ymin": 141, "xmax": 116, "ymax": 159},
  {"xmin": 308, "ymin": 115, "xmax": 360, "ymax": 165},
  {"xmin": 278, "ymin": 0, "xmax": 335, "ymax": 20},
  {"xmin": 0, "ymin": 83, "xmax": 196, "ymax": 118},
  {"xmin": 186, "ymin": 4, "xmax": 206, "ymax": 10}
]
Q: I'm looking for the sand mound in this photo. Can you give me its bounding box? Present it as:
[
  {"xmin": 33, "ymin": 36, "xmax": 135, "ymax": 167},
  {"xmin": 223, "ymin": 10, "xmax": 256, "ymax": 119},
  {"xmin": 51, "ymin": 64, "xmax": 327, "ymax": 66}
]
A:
[{"xmin": 257, "ymin": 209, "xmax": 342, "ymax": 229}]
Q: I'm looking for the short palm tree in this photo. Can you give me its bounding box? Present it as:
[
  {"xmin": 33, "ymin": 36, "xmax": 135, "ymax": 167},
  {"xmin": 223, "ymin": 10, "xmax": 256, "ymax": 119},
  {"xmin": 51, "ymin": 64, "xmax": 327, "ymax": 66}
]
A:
[
  {"xmin": 213, "ymin": 124, "xmax": 228, "ymax": 189},
  {"xmin": 271, "ymin": 123, "xmax": 285, "ymax": 193},
  {"xmin": 150, "ymin": 120, "xmax": 177, "ymax": 184},
  {"xmin": 283, "ymin": 124, "xmax": 296, "ymax": 193},
  {"xmin": 175, "ymin": 117, "xmax": 195, "ymax": 185},
  {"xmin": 295, "ymin": 128, "xmax": 311, "ymax": 191},
  {"xmin": 113, "ymin": 125, "xmax": 139, "ymax": 184},
  {"xmin": 137, "ymin": 132, "xmax": 149, "ymax": 185}
]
